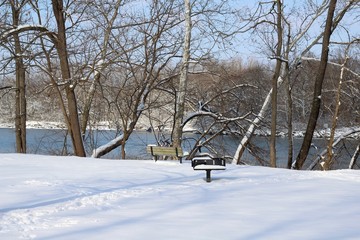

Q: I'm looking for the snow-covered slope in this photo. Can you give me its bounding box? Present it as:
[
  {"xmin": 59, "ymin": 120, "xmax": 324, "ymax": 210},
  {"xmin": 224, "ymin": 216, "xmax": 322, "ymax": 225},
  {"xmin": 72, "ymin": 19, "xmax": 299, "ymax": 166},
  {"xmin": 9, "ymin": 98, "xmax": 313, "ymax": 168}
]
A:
[{"xmin": 0, "ymin": 154, "xmax": 359, "ymax": 239}]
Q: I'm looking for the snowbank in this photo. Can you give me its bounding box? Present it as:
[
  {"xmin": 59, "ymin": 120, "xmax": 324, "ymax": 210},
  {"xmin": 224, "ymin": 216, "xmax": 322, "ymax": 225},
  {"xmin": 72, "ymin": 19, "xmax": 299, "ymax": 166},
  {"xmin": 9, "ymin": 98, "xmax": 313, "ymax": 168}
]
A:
[{"xmin": 0, "ymin": 154, "xmax": 359, "ymax": 239}]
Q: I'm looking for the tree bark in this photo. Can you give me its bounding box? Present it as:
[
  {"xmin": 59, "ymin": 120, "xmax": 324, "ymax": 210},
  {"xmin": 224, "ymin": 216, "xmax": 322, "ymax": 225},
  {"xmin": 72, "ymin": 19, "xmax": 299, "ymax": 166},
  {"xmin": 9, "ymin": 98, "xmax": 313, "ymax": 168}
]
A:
[
  {"xmin": 269, "ymin": 0, "xmax": 283, "ymax": 168},
  {"xmin": 294, "ymin": 0, "xmax": 338, "ymax": 170},
  {"xmin": 52, "ymin": 0, "xmax": 85, "ymax": 157},
  {"xmin": 173, "ymin": 0, "xmax": 191, "ymax": 149},
  {"xmin": 284, "ymin": 63, "xmax": 293, "ymax": 169},
  {"xmin": 11, "ymin": 2, "xmax": 26, "ymax": 153}
]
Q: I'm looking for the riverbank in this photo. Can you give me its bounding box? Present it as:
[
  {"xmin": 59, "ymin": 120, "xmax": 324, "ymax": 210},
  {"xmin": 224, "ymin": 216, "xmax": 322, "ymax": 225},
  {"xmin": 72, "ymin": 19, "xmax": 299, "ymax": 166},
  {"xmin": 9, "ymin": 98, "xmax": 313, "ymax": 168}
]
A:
[{"xmin": 1, "ymin": 120, "xmax": 359, "ymax": 139}]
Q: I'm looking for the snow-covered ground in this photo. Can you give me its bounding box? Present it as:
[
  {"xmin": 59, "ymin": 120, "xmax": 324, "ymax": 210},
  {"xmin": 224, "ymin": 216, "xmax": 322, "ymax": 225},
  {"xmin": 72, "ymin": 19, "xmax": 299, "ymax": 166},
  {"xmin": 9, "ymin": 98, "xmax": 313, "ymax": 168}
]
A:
[{"xmin": 1, "ymin": 154, "xmax": 359, "ymax": 240}]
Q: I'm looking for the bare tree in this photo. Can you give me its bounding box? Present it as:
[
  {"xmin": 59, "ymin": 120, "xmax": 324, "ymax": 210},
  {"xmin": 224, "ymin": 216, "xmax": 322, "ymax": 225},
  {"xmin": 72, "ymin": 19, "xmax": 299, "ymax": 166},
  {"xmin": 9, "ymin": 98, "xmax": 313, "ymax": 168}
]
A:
[
  {"xmin": 92, "ymin": 0, "xmax": 184, "ymax": 158},
  {"xmin": 173, "ymin": 0, "xmax": 192, "ymax": 149},
  {"xmin": 322, "ymin": 46, "xmax": 350, "ymax": 170},
  {"xmin": 50, "ymin": 0, "xmax": 86, "ymax": 156},
  {"xmin": 1, "ymin": 0, "xmax": 87, "ymax": 156},
  {"xmin": 10, "ymin": 0, "xmax": 27, "ymax": 153},
  {"xmin": 232, "ymin": 0, "xmax": 357, "ymax": 166},
  {"xmin": 294, "ymin": 0, "xmax": 338, "ymax": 170},
  {"xmin": 79, "ymin": 0, "xmax": 124, "ymax": 136},
  {"xmin": 269, "ymin": 0, "xmax": 283, "ymax": 167}
]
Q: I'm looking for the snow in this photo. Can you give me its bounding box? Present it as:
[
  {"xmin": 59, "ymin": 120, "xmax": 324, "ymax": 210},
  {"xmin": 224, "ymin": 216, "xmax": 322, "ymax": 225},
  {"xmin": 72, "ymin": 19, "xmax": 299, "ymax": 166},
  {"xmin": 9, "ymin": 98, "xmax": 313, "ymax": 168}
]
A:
[
  {"xmin": 193, "ymin": 165, "xmax": 226, "ymax": 170},
  {"xmin": 91, "ymin": 134, "xmax": 124, "ymax": 158},
  {"xmin": 1, "ymin": 154, "xmax": 360, "ymax": 240}
]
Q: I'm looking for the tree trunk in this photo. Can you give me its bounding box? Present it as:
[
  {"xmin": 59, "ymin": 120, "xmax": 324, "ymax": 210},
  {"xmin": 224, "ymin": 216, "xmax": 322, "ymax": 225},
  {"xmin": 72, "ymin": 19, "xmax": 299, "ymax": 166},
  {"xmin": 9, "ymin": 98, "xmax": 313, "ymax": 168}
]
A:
[
  {"xmin": 52, "ymin": 0, "xmax": 85, "ymax": 157},
  {"xmin": 11, "ymin": 2, "xmax": 26, "ymax": 153},
  {"xmin": 284, "ymin": 64, "xmax": 293, "ymax": 169},
  {"xmin": 322, "ymin": 55, "xmax": 348, "ymax": 170},
  {"xmin": 91, "ymin": 134, "xmax": 125, "ymax": 158},
  {"xmin": 14, "ymin": 38, "xmax": 27, "ymax": 154},
  {"xmin": 269, "ymin": 0, "xmax": 283, "ymax": 168},
  {"xmin": 294, "ymin": 0, "xmax": 338, "ymax": 170},
  {"xmin": 232, "ymin": 75, "xmax": 285, "ymax": 164},
  {"xmin": 173, "ymin": 0, "xmax": 191, "ymax": 149}
]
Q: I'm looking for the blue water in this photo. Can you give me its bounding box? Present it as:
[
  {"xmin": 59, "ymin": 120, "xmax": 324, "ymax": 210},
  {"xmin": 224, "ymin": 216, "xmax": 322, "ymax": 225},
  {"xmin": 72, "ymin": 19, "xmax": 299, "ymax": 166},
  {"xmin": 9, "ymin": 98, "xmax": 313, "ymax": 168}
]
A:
[
  {"xmin": 0, "ymin": 128, "xmax": 357, "ymax": 168},
  {"xmin": 0, "ymin": 128, "xmax": 156, "ymax": 159}
]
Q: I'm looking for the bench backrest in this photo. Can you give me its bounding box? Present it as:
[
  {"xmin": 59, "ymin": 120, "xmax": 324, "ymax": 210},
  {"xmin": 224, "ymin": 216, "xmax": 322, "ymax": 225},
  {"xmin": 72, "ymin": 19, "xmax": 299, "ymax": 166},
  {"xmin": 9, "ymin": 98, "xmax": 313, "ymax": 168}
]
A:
[{"xmin": 146, "ymin": 146, "xmax": 183, "ymax": 158}]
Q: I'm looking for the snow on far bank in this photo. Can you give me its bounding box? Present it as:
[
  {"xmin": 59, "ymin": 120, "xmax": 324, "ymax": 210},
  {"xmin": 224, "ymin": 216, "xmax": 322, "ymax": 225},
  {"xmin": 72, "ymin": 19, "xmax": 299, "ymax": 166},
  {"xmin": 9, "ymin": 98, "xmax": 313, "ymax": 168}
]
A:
[
  {"xmin": 0, "ymin": 120, "xmax": 196, "ymax": 132},
  {"xmin": 0, "ymin": 153, "xmax": 359, "ymax": 240},
  {"xmin": 1, "ymin": 121, "xmax": 359, "ymax": 139},
  {"xmin": 0, "ymin": 121, "xmax": 129, "ymax": 131},
  {"xmin": 0, "ymin": 121, "xmax": 67, "ymax": 130}
]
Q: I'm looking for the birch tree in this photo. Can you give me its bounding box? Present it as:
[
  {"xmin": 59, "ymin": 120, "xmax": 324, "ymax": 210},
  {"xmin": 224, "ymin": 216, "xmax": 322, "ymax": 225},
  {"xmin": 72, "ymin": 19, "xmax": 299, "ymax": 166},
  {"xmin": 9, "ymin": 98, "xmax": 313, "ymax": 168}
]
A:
[
  {"xmin": 322, "ymin": 46, "xmax": 350, "ymax": 170},
  {"xmin": 173, "ymin": 0, "xmax": 192, "ymax": 149}
]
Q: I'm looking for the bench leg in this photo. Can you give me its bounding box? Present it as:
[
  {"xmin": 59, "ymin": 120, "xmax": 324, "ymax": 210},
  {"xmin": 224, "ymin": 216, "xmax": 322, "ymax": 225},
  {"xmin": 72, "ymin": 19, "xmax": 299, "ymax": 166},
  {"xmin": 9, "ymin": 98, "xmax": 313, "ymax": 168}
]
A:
[{"xmin": 205, "ymin": 170, "xmax": 212, "ymax": 182}]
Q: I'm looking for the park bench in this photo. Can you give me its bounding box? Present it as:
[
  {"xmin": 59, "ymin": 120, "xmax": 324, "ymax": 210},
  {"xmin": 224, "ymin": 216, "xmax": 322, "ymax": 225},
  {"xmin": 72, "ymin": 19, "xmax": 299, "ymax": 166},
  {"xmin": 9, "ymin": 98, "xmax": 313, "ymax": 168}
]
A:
[
  {"xmin": 192, "ymin": 156, "xmax": 226, "ymax": 182},
  {"xmin": 146, "ymin": 145, "xmax": 184, "ymax": 163}
]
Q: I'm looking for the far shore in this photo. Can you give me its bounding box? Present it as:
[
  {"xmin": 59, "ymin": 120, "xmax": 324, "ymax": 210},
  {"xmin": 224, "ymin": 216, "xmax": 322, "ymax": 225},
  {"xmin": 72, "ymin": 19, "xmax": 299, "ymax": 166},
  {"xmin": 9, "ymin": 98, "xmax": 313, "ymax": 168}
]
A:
[{"xmin": 1, "ymin": 121, "xmax": 359, "ymax": 139}]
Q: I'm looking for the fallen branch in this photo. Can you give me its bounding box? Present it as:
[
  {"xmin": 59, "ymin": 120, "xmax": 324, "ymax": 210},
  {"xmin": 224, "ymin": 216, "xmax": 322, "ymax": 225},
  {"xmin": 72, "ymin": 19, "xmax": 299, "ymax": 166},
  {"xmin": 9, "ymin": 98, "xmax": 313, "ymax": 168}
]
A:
[
  {"xmin": 306, "ymin": 127, "xmax": 360, "ymax": 170},
  {"xmin": 349, "ymin": 142, "xmax": 360, "ymax": 169}
]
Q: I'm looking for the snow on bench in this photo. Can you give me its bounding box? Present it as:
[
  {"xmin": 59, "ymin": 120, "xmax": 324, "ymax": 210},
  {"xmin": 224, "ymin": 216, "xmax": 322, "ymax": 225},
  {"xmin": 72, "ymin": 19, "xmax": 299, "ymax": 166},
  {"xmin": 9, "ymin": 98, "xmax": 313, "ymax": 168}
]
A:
[{"xmin": 192, "ymin": 157, "xmax": 226, "ymax": 182}]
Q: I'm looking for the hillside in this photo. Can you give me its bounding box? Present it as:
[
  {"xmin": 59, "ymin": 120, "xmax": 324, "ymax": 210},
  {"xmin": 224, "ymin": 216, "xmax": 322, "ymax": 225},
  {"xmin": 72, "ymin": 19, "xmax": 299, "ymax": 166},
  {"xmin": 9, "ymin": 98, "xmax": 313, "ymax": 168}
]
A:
[{"xmin": 1, "ymin": 154, "xmax": 359, "ymax": 239}]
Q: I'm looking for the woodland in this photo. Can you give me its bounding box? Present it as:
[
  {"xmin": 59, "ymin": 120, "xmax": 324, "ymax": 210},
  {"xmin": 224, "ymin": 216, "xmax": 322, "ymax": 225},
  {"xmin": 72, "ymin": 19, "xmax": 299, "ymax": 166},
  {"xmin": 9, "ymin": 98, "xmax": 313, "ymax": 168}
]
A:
[{"xmin": 0, "ymin": 0, "xmax": 359, "ymax": 170}]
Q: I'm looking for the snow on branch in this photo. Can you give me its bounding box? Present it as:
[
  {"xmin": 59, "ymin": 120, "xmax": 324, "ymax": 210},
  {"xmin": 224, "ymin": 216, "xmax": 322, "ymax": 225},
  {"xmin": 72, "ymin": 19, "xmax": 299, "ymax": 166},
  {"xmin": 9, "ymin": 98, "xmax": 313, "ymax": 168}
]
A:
[
  {"xmin": 182, "ymin": 110, "xmax": 252, "ymax": 129},
  {"xmin": 1, "ymin": 25, "xmax": 58, "ymax": 43},
  {"xmin": 92, "ymin": 134, "xmax": 124, "ymax": 158}
]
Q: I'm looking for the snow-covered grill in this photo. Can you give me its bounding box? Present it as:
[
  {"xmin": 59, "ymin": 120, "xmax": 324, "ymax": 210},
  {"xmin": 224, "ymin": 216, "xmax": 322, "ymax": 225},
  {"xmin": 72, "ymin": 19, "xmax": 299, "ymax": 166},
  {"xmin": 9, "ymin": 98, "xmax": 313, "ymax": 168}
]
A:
[{"xmin": 192, "ymin": 157, "xmax": 226, "ymax": 182}]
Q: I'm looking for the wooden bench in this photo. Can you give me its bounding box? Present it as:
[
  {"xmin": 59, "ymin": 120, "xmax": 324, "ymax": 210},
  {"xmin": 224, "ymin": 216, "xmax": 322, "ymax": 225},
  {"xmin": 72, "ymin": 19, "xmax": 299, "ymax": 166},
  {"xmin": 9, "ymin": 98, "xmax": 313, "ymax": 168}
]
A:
[
  {"xmin": 146, "ymin": 145, "xmax": 184, "ymax": 163},
  {"xmin": 192, "ymin": 157, "xmax": 226, "ymax": 182}
]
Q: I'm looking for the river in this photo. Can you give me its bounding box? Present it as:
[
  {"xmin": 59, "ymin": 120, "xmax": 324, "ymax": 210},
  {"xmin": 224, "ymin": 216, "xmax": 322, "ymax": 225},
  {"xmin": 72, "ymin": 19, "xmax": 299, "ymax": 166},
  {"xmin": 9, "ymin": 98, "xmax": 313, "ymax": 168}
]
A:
[{"xmin": 0, "ymin": 128, "xmax": 357, "ymax": 169}]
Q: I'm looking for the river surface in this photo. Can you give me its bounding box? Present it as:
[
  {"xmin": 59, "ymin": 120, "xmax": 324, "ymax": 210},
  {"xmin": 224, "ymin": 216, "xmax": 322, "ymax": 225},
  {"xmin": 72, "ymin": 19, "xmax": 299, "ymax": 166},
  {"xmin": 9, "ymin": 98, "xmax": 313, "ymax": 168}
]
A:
[{"xmin": 0, "ymin": 128, "xmax": 357, "ymax": 169}]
